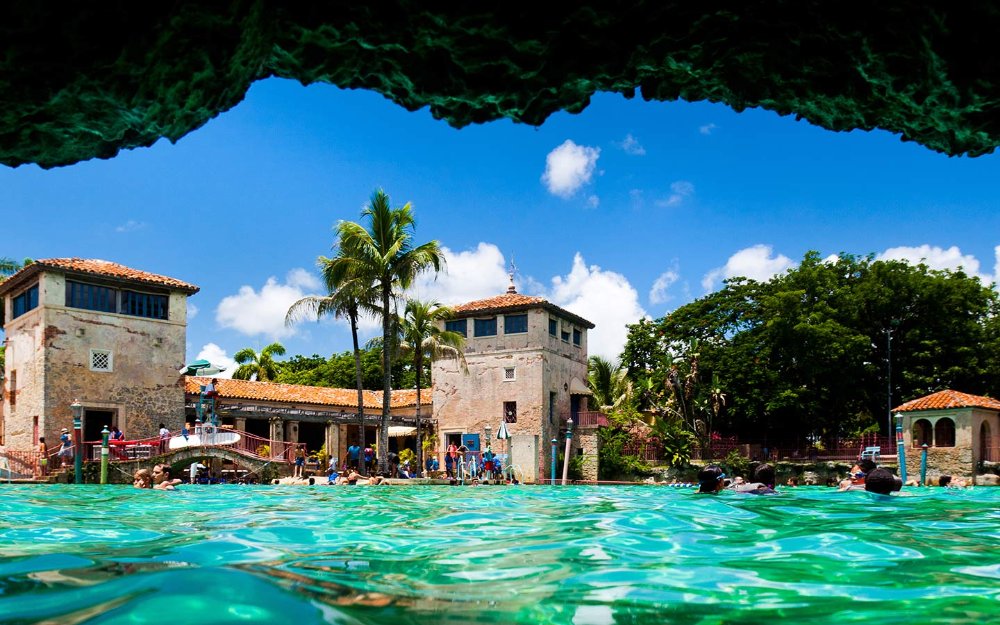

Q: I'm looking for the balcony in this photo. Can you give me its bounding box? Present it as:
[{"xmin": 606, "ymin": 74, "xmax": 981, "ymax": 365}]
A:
[{"xmin": 562, "ymin": 411, "xmax": 608, "ymax": 428}]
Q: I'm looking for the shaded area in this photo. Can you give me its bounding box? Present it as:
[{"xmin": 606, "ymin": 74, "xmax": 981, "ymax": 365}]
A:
[{"xmin": 3, "ymin": 3, "xmax": 1000, "ymax": 168}]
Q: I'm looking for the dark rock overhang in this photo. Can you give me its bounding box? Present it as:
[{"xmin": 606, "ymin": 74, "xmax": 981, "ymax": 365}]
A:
[{"xmin": 3, "ymin": 3, "xmax": 1000, "ymax": 169}]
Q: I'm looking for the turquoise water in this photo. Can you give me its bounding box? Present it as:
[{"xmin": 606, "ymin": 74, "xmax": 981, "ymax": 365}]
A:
[{"xmin": 1, "ymin": 485, "xmax": 998, "ymax": 624}]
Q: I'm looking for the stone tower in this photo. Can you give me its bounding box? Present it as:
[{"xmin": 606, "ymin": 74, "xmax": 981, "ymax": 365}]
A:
[
  {"xmin": 1, "ymin": 259, "xmax": 198, "ymax": 450},
  {"xmin": 431, "ymin": 280, "xmax": 594, "ymax": 483}
]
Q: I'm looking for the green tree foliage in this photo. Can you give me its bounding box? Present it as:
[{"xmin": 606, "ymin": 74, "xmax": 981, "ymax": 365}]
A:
[
  {"xmin": 325, "ymin": 189, "xmax": 445, "ymax": 470},
  {"xmin": 275, "ymin": 349, "xmax": 405, "ymax": 389},
  {"xmin": 622, "ymin": 252, "xmax": 1000, "ymax": 446},
  {"xmin": 397, "ymin": 299, "xmax": 466, "ymax": 473},
  {"xmin": 232, "ymin": 342, "xmax": 286, "ymax": 381}
]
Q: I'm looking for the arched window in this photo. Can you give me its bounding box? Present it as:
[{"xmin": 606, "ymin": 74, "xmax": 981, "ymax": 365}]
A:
[
  {"xmin": 912, "ymin": 419, "xmax": 932, "ymax": 448},
  {"xmin": 934, "ymin": 418, "xmax": 956, "ymax": 447}
]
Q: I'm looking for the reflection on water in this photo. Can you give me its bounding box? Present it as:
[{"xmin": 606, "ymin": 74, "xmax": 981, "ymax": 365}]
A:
[{"xmin": 1, "ymin": 485, "xmax": 998, "ymax": 624}]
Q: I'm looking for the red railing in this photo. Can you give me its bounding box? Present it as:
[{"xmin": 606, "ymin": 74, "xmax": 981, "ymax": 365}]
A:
[
  {"xmin": 573, "ymin": 411, "xmax": 609, "ymax": 427},
  {"xmin": 1, "ymin": 450, "xmax": 43, "ymax": 478}
]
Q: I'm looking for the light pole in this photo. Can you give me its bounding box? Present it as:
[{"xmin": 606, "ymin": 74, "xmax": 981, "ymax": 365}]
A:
[
  {"xmin": 70, "ymin": 399, "xmax": 83, "ymax": 484},
  {"xmin": 885, "ymin": 320, "xmax": 899, "ymax": 439}
]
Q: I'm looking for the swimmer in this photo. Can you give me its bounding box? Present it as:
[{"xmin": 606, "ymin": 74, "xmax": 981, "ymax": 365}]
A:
[
  {"xmin": 864, "ymin": 468, "xmax": 902, "ymax": 495},
  {"xmin": 152, "ymin": 464, "xmax": 182, "ymax": 490},
  {"xmin": 839, "ymin": 458, "xmax": 877, "ymax": 491},
  {"xmin": 133, "ymin": 468, "xmax": 152, "ymax": 489},
  {"xmin": 697, "ymin": 465, "xmax": 726, "ymax": 494}
]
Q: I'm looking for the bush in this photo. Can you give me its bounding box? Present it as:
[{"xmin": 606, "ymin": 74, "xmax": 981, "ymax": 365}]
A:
[
  {"xmin": 598, "ymin": 427, "xmax": 653, "ymax": 481},
  {"xmin": 721, "ymin": 449, "xmax": 750, "ymax": 479}
]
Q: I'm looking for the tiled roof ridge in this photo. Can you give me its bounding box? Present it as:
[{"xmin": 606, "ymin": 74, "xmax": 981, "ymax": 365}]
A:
[
  {"xmin": 3, "ymin": 257, "xmax": 200, "ymax": 294},
  {"xmin": 451, "ymin": 292, "xmax": 595, "ymax": 328},
  {"xmin": 894, "ymin": 389, "xmax": 1000, "ymax": 412},
  {"xmin": 185, "ymin": 376, "xmax": 423, "ymax": 409}
]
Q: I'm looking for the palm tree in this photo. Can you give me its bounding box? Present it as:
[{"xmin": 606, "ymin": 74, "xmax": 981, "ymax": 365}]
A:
[
  {"xmin": 587, "ymin": 355, "xmax": 630, "ymax": 410},
  {"xmin": 330, "ymin": 189, "xmax": 445, "ymax": 470},
  {"xmin": 0, "ymin": 257, "xmax": 22, "ymax": 281},
  {"xmin": 286, "ymin": 254, "xmax": 378, "ymax": 469},
  {"xmin": 232, "ymin": 342, "xmax": 286, "ymax": 381},
  {"xmin": 398, "ymin": 299, "xmax": 466, "ymax": 474}
]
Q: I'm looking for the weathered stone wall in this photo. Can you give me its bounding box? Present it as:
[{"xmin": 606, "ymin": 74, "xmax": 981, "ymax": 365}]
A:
[
  {"xmin": 900, "ymin": 407, "xmax": 989, "ymax": 481},
  {"xmin": 576, "ymin": 427, "xmax": 600, "ymax": 481},
  {"xmin": 2, "ymin": 279, "xmax": 48, "ymax": 448}
]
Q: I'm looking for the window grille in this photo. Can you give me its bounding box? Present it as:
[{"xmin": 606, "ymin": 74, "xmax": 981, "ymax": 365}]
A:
[
  {"xmin": 504, "ymin": 367, "xmax": 516, "ymax": 381},
  {"xmin": 90, "ymin": 349, "xmax": 113, "ymax": 372}
]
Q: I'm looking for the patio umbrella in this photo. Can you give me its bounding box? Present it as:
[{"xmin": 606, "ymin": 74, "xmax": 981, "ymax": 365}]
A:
[{"xmin": 496, "ymin": 420, "xmax": 511, "ymax": 481}]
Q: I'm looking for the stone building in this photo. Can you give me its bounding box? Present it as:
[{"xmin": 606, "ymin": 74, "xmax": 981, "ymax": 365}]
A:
[
  {"xmin": 0, "ymin": 259, "xmax": 198, "ymax": 449},
  {"xmin": 894, "ymin": 389, "xmax": 1000, "ymax": 482},
  {"xmin": 184, "ymin": 376, "xmax": 424, "ymax": 463},
  {"xmin": 431, "ymin": 283, "xmax": 595, "ymax": 483}
]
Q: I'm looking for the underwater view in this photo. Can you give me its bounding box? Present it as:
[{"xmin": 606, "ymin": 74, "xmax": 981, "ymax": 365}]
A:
[{"xmin": 1, "ymin": 484, "xmax": 998, "ymax": 624}]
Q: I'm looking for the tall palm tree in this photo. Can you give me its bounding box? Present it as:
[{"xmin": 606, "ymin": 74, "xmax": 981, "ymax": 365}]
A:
[
  {"xmin": 286, "ymin": 254, "xmax": 378, "ymax": 468},
  {"xmin": 330, "ymin": 189, "xmax": 445, "ymax": 470},
  {"xmin": 0, "ymin": 257, "xmax": 22, "ymax": 281},
  {"xmin": 232, "ymin": 342, "xmax": 286, "ymax": 381},
  {"xmin": 587, "ymin": 355, "xmax": 630, "ymax": 410},
  {"xmin": 398, "ymin": 299, "xmax": 466, "ymax": 473}
]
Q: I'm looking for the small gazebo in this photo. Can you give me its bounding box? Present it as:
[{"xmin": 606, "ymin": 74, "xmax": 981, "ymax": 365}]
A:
[{"xmin": 893, "ymin": 389, "xmax": 1000, "ymax": 482}]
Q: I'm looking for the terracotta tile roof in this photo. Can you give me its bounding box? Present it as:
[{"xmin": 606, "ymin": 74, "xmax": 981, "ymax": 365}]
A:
[
  {"xmin": 185, "ymin": 376, "xmax": 424, "ymax": 409},
  {"xmin": 894, "ymin": 389, "xmax": 1000, "ymax": 413},
  {"xmin": 452, "ymin": 291, "xmax": 595, "ymax": 329},
  {"xmin": 0, "ymin": 258, "xmax": 199, "ymax": 295}
]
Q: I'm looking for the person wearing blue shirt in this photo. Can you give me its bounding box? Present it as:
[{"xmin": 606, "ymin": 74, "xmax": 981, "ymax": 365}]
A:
[{"xmin": 347, "ymin": 443, "xmax": 361, "ymax": 470}]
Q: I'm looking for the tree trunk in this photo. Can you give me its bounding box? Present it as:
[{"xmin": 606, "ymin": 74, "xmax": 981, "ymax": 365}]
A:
[
  {"xmin": 415, "ymin": 351, "xmax": 423, "ymax": 476},
  {"xmin": 351, "ymin": 313, "xmax": 366, "ymax": 475},
  {"xmin": 379, "ymin": 283, "xmax": 391, "ymax": 473}
]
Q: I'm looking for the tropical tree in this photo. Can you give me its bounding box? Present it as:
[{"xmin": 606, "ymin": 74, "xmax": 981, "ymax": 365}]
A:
[
  {"xmin": 0, "ymin": 257, "xmax": 22, "ymax": 281},
  {"xmin": 329, "ymin": 189, "xmax": 445, "ymax": 470},
  {"xmin": 587, "ymin": 355, "xmax": 630, "ymax": 410},
  {"xmin": 232, "ymin": 342, "xmax": 286, "ymax": 381},
  {"xmin": 286, "ymin": 253, "xmax": 378, "ymax": 465},
  {"xmin": 398, "ymin": 298, "xmax": 466, "ymax": 473}
]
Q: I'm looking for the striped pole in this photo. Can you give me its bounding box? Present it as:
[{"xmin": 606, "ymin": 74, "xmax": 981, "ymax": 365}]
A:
[
  {"xmin": 561, "ymin": 420, "xmax": 573, "ymax": 486},
  {"xmin": 895, "ymin": 414, "xmax": 907, "ymax": 483},
  {"xmin": 71, "ymin": 400, "xmax": 83, "ymax": 484},
  {"xmin": 100, "ymin": 426, "xmax": 110, "ymax": 485},
  {"xmin": 920, "ymin": 443, "xmax": 928, "ymax": 486},
  {"xmin": 551, "ymin": 438, "xmax": 558, "ymax": 484}
]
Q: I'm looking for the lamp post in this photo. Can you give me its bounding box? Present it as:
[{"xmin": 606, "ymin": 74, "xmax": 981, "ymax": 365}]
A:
[
  {"xmin": 561, "ymin": 419, "xmax": 573, "ymax": 485},
  {"xmin": 70, "ymin": 399, "xmax": 83, "ymax": 484},
  {"xmin": 551, "ymin": 438, "xmax": 558, "ymax": 484},
  {"xmin": 885, "ymin": 319, "xmax": 899, "ymax": 440},
  {"xmin": 100, "ymin": 425, "xmax": 110, "ymax": 485}
]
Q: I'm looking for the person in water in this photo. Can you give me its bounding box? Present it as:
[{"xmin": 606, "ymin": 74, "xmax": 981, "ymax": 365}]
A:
[
  {"xmin": 864, "ymin": 468, "xmax": 902, "ymax": 495},
  {"xmin": 731, "ymin": 463, "xmax": 778, "ymax": 494},
  {"xmin": 697, "ymin": 465, "xmax": 727, "ymax": 494},
  {"xmin": 133, "ymin": 468, "xmax": 152, "ymax": 489},
  {"xmin": 152, "ymin": 464, "xmax": 182, "ymax": 490},
  {"xmin": 839, "ymin": 458, "xmax": 877, "ymax": 491}
]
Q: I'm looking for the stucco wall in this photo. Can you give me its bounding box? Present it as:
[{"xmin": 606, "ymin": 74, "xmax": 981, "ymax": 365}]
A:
[
  {"xmin": 2, "ymin": 294, "xmax": 47, "ymax": 447},
  {"xmin": 900, "ymin": 407, "xmax": 990, "ymax": 480}
]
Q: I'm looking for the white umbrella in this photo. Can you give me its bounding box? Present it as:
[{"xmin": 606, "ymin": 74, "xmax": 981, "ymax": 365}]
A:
[{"xmin": 496, "ymin": 420, "xmax": 511, "ymax": 481}]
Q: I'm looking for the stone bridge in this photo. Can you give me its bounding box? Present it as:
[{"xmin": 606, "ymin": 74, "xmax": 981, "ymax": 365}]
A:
[{"xmin": 103, "ymin": 445, "xmax": 287, "ymax": 484}]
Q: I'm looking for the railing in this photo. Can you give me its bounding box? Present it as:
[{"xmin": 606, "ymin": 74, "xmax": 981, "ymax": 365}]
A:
[
  {"xmin": 623, "ymin": 440, "xmax": 663, "ymax": 461},
  {"xmin": 571, "ymin": 411, "xmax": 609, "ymax": 427},
  {"xmin": 1, "ymin": 450, "xmax": 43, "ymax": 479}
]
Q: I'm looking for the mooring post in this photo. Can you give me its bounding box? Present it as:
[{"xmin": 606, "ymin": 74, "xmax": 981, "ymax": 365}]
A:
[
  {"xmin": 100, "ymin": 425, "xmax": 110, "ymax": 485},
  {"xmin": 71, "ymin": 399, "xmax": 83, "ymax": 484},
  {"xmin": 561, "ymin": 420, "xmax": 573, "ymax": 486},
  {"xmin": 895, "ymin": 414, "xmax": 907, "ymax": 484},
  {"xmin": 551, "ymin": 438, "xmax": 558, "ymax": 484},
  {"xmin": 920, "ymin": 443, "xmax": 928, "ymax": 486}
]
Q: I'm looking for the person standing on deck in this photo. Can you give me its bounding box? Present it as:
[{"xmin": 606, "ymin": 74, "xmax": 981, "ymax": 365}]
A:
[{"xmin": 158, "ymin": 423, "xmax": 170, "ymax": 454}]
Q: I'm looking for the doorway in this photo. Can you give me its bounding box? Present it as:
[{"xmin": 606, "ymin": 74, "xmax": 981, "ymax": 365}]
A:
[
  {"xmin": 83, "ymin": 409, "xmax": 115, "ymax": 442},
  {"xmin": 298, "ymin": 421, "xmax": 326, "ymax": 454}
]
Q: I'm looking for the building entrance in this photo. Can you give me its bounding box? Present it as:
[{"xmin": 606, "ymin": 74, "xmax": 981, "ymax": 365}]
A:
[{"xmin": 83, "ymin": 409, "xmax": 115, "ymax": 443}]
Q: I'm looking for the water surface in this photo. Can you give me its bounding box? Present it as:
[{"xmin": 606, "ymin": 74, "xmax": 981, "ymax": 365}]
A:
[{"xmin": 1, "ymin": 485, "xmax": 998, "ymax": 624}]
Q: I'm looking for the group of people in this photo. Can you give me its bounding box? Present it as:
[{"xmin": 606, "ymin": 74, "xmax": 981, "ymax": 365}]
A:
[
  {"xmin": 132, "ymin": 464, "xmax": 183, "ymax": 490},
  {"xmin": 695, "ymin": 460, "xmax": 913, "ymax": 496}
]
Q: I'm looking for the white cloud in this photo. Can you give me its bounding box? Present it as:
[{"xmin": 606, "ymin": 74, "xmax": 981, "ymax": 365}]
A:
[
  {"xmin": 619, "ymin": 134, "xmax": 646, "ymax": 156},
  {"xmin": 699, "ymin": 123, "xmax": 718, "ymax": 135},
  {"xmin": 649, "ymin": 267, "xmax": 680, "ymax": 305},
  {"xmin": 586, "ymin": 195, "xmax": 600, "ymax": 209},
  {"xmin": 187, "ymin": 303, "xmax": 199, "ymax": 320},
  {"xmin": 656, "ymin": 181, "xmax": 695, "ymax": 208},
  {"xmin": 547, "ymin": 254, "xmax": 646, "ymax": 359},
  {"xmin": 115, "ymin": 220, "xmax": 146, "ymax": 233},
  {"xmin": 195, "ymin": 343, "xmax": 236, "ymax": 379},
  {"xmin": 409, "ymin": 242, "xmax": 511, "ymax": 306},
  {"xmin": 878, "ymin": 244, "xmax": 999, "ymax": 285},
  {"xmin": 541, "ymin": 140, "xmax": 600, "ymax": 198},
  {"xmin": 216, "ymin": 268, "xmax": 322, "ymax": 338},
  {"xmin": 702, "ymin": 245, "xmax": 795, "ymax": 292}
]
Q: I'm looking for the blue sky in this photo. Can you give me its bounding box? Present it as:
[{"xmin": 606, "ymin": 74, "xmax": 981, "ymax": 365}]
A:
[{"xmin": 3, "ymin": 78, "xmax": 999, "ymax": 371}]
